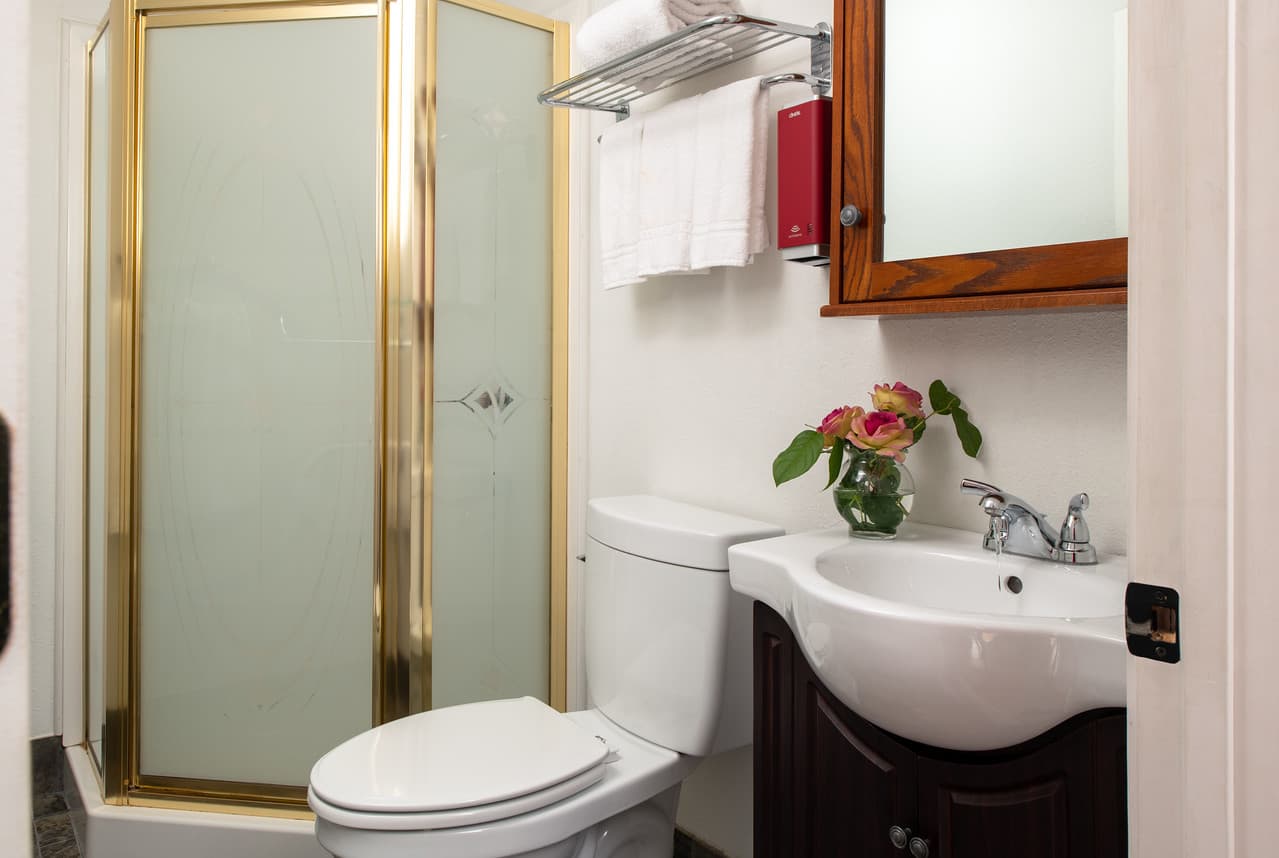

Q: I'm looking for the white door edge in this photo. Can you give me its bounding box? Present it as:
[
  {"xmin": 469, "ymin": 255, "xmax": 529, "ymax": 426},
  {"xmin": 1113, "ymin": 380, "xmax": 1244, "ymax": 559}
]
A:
[{"xmin": 1128, "ymin": 1, "xmax": 1279, "ymax": 855}]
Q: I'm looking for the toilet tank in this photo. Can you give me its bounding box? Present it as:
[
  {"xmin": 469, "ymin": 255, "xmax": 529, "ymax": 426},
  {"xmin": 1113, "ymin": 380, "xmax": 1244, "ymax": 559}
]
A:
[{"xmin": 584, "ymin": 496, "xmax": 783, "ymax": 756}]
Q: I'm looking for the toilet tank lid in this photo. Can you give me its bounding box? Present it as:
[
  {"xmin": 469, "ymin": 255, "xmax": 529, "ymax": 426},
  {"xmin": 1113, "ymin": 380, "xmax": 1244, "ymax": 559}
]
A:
[{"xmin": 587, "ymin": 496, "xmax": 783, "ymax": 571}]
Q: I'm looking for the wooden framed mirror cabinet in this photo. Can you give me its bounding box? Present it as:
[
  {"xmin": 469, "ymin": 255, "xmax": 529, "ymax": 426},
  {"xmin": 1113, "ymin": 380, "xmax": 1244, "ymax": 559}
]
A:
[{"xmin": 825, "ymin": 0, "xmax": 1129, "ymax": 316}]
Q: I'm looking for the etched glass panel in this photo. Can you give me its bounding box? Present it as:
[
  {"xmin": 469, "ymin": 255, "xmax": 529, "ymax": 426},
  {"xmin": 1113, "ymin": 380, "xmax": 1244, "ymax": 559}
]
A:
[
  {"xmin": 136, "ymin": 15, "xmax": 377, "ymax": 785},
  {"xmin": 432, "ymin": 1, "xmax": 554, "ymax": 707}
]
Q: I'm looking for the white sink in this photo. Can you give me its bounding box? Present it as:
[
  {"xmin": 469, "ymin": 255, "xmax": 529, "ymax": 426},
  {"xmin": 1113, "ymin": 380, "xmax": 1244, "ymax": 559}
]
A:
[{"xmin": 728, "ymin": 523, "xmax": 1127, "ymax": 751}]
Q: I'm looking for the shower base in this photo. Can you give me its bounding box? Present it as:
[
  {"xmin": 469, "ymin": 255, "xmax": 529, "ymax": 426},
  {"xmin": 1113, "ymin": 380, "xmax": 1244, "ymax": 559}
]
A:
[{"xmin": 65, "ymin": 745, "xmax": 327, "ymax": 858}]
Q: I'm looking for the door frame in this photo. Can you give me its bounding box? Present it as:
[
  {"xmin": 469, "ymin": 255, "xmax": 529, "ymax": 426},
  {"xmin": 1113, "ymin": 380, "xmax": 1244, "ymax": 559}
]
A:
[
  {"xmin": 55, "ymin": 10, "xmax": 103, "ymax": 752},
  {"xmin": 1127, "ymin": 0, "xmax": 1279, "ymax": 854}
]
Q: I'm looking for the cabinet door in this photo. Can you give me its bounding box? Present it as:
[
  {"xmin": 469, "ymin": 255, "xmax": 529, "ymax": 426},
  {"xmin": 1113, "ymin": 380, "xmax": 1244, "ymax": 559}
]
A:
[
  {"xmin": 1088, "ymin": 714, "xmax": 1129, "ymax": 858},
  {"xmin": 915, "ymin": 714, "xmax": 1126, "ymax": 858},
  {"xmin": 917, "ymin": 765, "xmax": 1076, "ymax": 858},
  {"xmin": 754, "ymin": 603, "xmax": 794, "ymax": 858},
  {"xmin": 792, "ymin": 643, "xmax": 917, "ymax": 858}
]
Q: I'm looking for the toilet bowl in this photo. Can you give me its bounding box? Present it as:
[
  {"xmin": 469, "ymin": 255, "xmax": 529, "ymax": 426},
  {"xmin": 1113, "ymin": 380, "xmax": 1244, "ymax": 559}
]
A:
[
  {"xmin": 308, "ymin": 496, "xmax": 782, "ymax": 858},
  {"xmin": 311, "ymin": 707, "xmax": 693, "ymax": 858}
]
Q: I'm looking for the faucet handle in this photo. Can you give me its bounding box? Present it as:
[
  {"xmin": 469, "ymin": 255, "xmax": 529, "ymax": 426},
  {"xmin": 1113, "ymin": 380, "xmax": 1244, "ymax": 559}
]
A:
[
  {"xmin": 960, "ymin": 478, "xmax": 1001, "ymax": 497},
  {"xmin": 1059, "ymin": 493, "xmax": 1093, "ymax": 547},
  {"xmin": 1056, "ymin": 493, "xmax": 1098, "ymax": 564}
]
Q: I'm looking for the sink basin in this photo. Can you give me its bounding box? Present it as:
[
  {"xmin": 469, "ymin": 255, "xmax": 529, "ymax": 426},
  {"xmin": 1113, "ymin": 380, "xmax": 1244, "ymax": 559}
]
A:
[{"xmin": 728, "ymin": 523, "xmax": 1127, "ymax": 751}]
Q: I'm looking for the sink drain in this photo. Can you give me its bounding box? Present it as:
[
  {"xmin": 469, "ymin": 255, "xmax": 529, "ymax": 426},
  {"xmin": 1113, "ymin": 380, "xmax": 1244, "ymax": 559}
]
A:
[{"xmin": 1004, "ymin": 575, "xmax": 1023, "ymax": 594}]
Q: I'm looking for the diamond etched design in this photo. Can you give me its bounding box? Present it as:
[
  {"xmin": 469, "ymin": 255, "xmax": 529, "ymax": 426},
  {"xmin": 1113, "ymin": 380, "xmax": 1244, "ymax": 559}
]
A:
[{"xmin": 460, "ymin": 375, "xmax": 525, "ymax": 436}]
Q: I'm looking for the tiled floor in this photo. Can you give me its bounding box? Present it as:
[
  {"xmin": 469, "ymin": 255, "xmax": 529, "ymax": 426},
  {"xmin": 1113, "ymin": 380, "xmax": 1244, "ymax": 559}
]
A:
[
  {"xmin": 673, "ymin": 827, "xmax": 729, "ymax": 858},
  {"xmin": 31, "ymin": 737, "xmax": 82, "ymax": 858}
]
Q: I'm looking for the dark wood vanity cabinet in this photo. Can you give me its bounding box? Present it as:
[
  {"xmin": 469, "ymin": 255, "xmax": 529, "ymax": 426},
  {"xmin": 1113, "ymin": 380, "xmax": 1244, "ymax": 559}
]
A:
[{"xmin": 754, "ymin": 603, "xmax": 1127, "ymax": 857}]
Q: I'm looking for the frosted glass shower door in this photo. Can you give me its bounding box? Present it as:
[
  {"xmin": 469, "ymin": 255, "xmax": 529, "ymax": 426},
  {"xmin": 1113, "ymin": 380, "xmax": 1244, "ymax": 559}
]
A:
[
  {"xmin": 136, "ymin": 14, "xmax": 377, "ymax": 787},
  {"xmin": 432, "ymin": 0, "xmax": 558, "ymax": 708}
]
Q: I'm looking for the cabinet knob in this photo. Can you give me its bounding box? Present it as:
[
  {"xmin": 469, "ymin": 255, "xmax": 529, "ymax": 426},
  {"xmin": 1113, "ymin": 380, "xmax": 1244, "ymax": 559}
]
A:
[
  {"xmin": 840, "ymin": 204, "xmax": 862, "ymax": 227},
  {"xmin": 908, "ymin": 836, "xmax": 931, "ymax": 858},
  {"xmin": 888, "ymin": 825, "xmax": 911, "ymax": 849}
]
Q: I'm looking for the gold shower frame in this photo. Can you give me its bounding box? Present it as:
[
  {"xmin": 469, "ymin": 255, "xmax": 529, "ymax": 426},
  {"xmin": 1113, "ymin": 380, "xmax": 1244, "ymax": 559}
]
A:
[
  {"xmin": 90, "ymin": 0, "xmax": 569, "ymax": 814},
  {"xmin": 83, "ymin": 13, "xmax": 111, "ymax": 787}
]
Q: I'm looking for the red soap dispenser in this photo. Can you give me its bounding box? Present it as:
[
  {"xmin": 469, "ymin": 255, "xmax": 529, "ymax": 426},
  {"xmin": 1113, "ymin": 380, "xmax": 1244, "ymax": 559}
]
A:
[{"xmin": 776, "ymin": 96, "xmax": 832, "ymax": 266}]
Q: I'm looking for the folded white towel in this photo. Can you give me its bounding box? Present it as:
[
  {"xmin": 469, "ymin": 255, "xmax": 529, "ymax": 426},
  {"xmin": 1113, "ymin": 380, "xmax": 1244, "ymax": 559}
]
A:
[
  {"xmin": 689, "ymin": 76, "xmax": 769, "ymax": 269},
  {"xmin": 667, "ymin": 0, "xmax": 739, "ymax": 25},
  {"xmin": 635, "ymin": 92, "xmax": 701, "ymax": 278},
  {"xmin": 577, "ymin": 0, "xmax": 679, "ymax": 69},
  {"xmin": 577, "ymin": 0, "xmax": 741, "ymax": 69},
  {"xmin": 599, "ymin": 118, "xmax": 646, "ymax": 290}
]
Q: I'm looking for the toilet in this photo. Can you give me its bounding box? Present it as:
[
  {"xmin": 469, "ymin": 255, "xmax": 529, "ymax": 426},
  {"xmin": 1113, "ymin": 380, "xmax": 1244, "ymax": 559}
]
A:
[{"xmin": 307, "ymin": 495, "xmax": 782, "ymax": 858}]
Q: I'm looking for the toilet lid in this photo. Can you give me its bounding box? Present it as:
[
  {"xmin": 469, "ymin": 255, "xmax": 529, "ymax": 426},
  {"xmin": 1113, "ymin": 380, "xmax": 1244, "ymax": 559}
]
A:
[{"xmin": 309, "ymin": 697, "xmax": 610, "ymax": 814}]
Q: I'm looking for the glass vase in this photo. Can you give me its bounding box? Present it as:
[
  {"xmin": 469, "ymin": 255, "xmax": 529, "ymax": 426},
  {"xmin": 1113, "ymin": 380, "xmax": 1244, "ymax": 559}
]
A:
[{"xmin": 832, "ymin": 448, "xmax": 916, "ymax": 540}]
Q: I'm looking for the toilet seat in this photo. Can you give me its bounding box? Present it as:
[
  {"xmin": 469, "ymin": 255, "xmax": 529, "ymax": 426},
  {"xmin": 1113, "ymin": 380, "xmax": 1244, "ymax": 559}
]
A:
[
  {"xmin": 307, "ymin": 765, "xmax": 605, "ymax": 832},
  {"xmin": 309, "ymin": 697, "xmax": 610, "ymax": 831}
]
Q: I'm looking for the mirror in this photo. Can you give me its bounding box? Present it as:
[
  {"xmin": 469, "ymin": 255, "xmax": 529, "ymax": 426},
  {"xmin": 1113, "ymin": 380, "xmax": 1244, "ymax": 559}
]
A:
[{"xmin": 882, "ymin": 0, "xmax": 1127, "ymax": 262}]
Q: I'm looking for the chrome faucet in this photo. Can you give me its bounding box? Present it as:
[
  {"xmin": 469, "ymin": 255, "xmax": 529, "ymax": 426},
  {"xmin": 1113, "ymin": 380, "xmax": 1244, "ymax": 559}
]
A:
[{"xmin": 960, "ymin": 479, "xmax": 1098, "ymax": 565}]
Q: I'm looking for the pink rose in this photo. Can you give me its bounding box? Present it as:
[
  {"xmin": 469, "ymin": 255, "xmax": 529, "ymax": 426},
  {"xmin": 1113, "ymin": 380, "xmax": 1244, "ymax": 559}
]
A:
[
  {"xmin": 818, "ymin": 405, "xmax": 858, "ymax": 447},
  {"xmin": 871, "ymin": 382, "xmax": 925, "ymax": 419},
  {"xmin": 848, "ymin": 409, "xmax": 915, "ymax": 462}
]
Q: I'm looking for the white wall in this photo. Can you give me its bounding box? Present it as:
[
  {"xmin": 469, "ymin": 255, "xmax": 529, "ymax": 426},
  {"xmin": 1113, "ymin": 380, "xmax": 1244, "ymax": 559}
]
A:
[
  {"xmin": 588, "ymin": 290, "xmax": 1128, "ymax": 552},
  {"xmin": 582, "ymin": 1, "xmax": 1128, "ymax": 854},
  {"xmin": 27, "ymin": 0, "xmax": 109, "ymax": 740},
  {"xmin": 1, "ymin": 0, "xmax": 34, "ymax": 851}
]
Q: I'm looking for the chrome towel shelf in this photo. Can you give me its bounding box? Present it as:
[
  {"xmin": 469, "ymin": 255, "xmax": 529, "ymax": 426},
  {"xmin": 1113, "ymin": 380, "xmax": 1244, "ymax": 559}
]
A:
[{"xmin": 537, "ymin": 14, "xmax": 832, "ymax": 116}]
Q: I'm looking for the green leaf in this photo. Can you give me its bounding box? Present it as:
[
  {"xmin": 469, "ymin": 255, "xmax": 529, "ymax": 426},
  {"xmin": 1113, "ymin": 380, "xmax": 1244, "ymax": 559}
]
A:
[
  {"xmin": 906, "ymin": 414, "xmax": 926, "ymax": 443},
  {"xmin": 861, "ymin": 494, "xmax": 905, "ymax": 530},
  {"xmin": 877, "ymin": 463, "xmax": 902, "ymax": 494},
  {"xmin": 929, "ymin": 379, "xmax": 960, "ymax": 415},
  {"xmin": 952, "ymin": 406, "xmax": 984, "ymax": 458},
  {"xmin": 773, "ymin": 430, "xmax": 826, "ymax": 486},
  {"xmin": 823, "ymin": 440, "xmax": 846, "ymax": 490}
]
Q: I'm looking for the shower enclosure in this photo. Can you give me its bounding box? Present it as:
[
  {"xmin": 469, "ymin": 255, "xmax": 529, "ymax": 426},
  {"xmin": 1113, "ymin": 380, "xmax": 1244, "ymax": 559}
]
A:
[{"xmin": 81, "ymin": 0, "xmax": 568, "ymax": 814}]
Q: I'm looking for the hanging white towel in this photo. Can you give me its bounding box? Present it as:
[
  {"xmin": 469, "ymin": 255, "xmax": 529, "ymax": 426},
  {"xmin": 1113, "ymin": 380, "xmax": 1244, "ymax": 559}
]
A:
[
  {"xmin": 599, "ymin": 118, "xmax": 646, "ymax": 290},
  {"xmin": 689, "ymin": 76, "xmax": 769, "ymax": 269},
  {"xmin": 601, "ymin": 76, "xmax": 768, "ymax": 287},
  {"xmin": 635, "ymin": 93, "xmax": 701, "ymax": 278},
  {"xmin": 577, "ymin": 0, "xmax": 742, "ymax": 69}
]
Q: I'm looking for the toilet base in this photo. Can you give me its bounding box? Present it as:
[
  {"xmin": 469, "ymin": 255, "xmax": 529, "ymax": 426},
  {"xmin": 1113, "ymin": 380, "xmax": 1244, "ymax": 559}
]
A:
[
  {"xmin": 578, "ymin": 785, "xmax": 680, "ymax": 858},
  {"xmin": 315, "ymin": 786, "xmax": 682, "ymax": 858}
]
